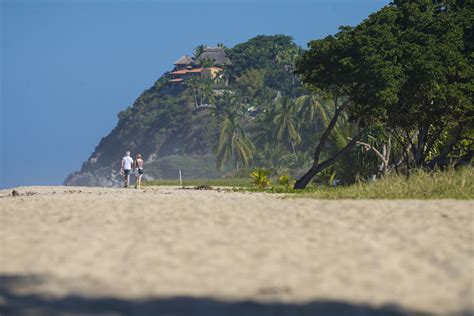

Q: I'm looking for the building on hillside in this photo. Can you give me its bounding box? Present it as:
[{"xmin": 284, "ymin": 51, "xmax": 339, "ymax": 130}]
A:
[
  {"xmin": 168, "ymin": 48, "xmax": 227, "ymax": 89},
  {"xmin": 174, "ymin": 55, "xmax": 195, "ymax": 70},
  {"xmin": 195, "ymin": 47, "xmax": 230, "ymax": 66},
  {"xmin": 168, "ymin": 66, "xmax": 223, "ymax": 89},
  {"xmin": 201, "ymin": 67, "xmax": 223, "ymax": 79},
  {"xmin": 169, "ymin": 68, "xmax": 202, "ymax": 80}
]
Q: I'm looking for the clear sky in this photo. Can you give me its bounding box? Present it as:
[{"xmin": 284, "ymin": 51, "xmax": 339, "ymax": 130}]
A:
[{"xmin": 1, "ymin": 0, "xmax": 389, "ymax": 189}]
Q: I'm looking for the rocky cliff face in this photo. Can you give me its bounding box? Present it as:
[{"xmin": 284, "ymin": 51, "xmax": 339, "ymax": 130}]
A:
[{"xmin": 64, "ymin": 84, "xmax": 221, "ymax": 186}]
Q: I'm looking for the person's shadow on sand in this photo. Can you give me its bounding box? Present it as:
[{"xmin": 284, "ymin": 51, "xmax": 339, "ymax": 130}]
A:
[{"xmin": 0, "ymin": 274, "xmax": 470, "ymax": 316}]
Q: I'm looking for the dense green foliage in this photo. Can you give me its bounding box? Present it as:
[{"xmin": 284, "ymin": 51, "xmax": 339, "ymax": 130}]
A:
[
  {"xmin": 294, "ymin": 0, "xmax": 473, "ymax": 188},
  {"xmin": 227, "ymin": 34, "xmax": 303, "ymax": 95}
]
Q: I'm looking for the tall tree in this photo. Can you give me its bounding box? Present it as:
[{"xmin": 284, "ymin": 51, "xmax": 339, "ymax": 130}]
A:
[
  {"xmin": 186, "ymin": 77, "xmax": 215, "ymax": 107},
  {"xmin": 273, "ymin": 96, "xmax": 302, "ymax": 152},
  {"xmin": 293, "ymin": 0, "xmax": 473, "ymax": 189},
  {"xmin": 236, "ymin": 68, "xmax": 266, "ymax": 103},
  {"xmin": 214, "ymin": 111, "xmax": 254, "ymax": 170},
  {"xmin": 296, "ymin": 94, "xmax": 331, "ymax": 129}
]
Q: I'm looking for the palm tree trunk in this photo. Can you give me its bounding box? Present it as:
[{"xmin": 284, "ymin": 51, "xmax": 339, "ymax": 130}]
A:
[
  {"xmin": 194, "ymin": 89, "xmax": 198, "ymax": 108},
  {"xmin": 291, "ymin": 141, "xmax": 297, "ymax": 155},
  {"xmin": 427, "ymin": 124, "xmax": 463, "ymax": 169}
]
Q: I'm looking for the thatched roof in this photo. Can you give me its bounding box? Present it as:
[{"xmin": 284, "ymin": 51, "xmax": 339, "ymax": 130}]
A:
[
  {"xmin": 196, "ymin": 47, "xmax": 230, "ymax": 66},
  {"xmin": 174, "ymin": 55, "xmax": 194, "ymax": 65}
]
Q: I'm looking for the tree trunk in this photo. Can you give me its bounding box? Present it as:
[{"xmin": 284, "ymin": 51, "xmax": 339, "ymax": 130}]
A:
[
  {"xmin": 292, "ymin": 99, "xmax": 350, "ymax": 190},
  {"xmin": 194, "ymin": 89, "xmax": 198, "ymax": 108},
  {"xmin": 427, "ymin": 124, "xmax": 464, "ymax": 169},
  {"xmin": 414, "ymin": 124, "xmax": 429, "ymax": 167},
  {"xmin": 355, "ymin": 140, "xmax": 389, "ymax": 175},
  {"xmin": 294, "ymin": 128, "xmax": 366, "ymax": 189},
  {"xmin": 310, "ymin": 101, "xmax": 349, "ymax": 164},
  {"xmin": 291, "ymin": 141, "xmax": 297, "ymax": 156}
]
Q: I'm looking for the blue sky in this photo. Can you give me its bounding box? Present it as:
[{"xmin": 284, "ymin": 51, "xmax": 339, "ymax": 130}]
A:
[{"xmin": 1, "ymin": 0, "xmax": 389, "ymax": 189}]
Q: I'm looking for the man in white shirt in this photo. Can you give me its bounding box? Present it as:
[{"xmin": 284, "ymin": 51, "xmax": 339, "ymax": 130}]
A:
[{"xmin": 120, "ymin": 151, "xmax": 134, "ymax": 188}]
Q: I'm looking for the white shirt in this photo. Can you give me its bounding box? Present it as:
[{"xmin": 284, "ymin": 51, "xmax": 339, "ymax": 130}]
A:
[{"xmin": 122, "ymin": 156, "xmax": 133, "ymax": 170}]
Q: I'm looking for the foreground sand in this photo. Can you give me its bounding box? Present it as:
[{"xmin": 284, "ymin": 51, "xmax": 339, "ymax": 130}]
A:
[{"xmin": 0, "ymin": 186, "xmax": 472, "ymax": 316}]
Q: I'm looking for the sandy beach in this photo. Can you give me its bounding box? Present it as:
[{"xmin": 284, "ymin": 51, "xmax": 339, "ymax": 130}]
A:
[{"xmin": 0, "ymin": 186, "xmax": 472, "ymax": 316}]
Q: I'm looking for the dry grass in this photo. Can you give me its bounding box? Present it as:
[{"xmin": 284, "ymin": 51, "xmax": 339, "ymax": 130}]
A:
[{"xmin": 292, "ymin": 167, "xmax": 473, "ymax": 199}]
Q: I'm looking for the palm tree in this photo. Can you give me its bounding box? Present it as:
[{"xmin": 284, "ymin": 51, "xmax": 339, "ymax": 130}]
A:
[
  {"xmin": 186, "ymin": 77, "xmax": 200, "ymax": 107},
  {"xmin": 236, "ymin": 68, "xmax": 266, "ymax": 103},
  {"xmin": 273, "ymin": 96, "xmax": 301, "ymax": 152},
  {"xmin": 213, "ymin": 70, "xmax": 226, "ymax": 89},
  {"xmin": 193, "ymin": 44, "xmax": 206, "ymax": 59},
  {"xmin": 295, "ymin": 94, "xmax": 334, "ymax": 141},
  {"xmin": 252, "ymin": 103, "xmax": 277, "ymax": 147},
  {"xmin": 258, "ymin": 143, "xmax": 288, "ymax": 169},
  {"xmin": 186, "ymin": 77, "xmax": 215, "ymax": 107},
  {"xmin": 214, "ymin": 113, "xmax": 254, "ymax": 170},
  {"xmin": 276, "ymin": 47, "xmax": 300, "ymax": 87},
  {"xmin": 296, "ymin": 95, "xmax": 329, "ymax": 126},
  {"xmin": 199, "ymin": 78, "xmax": 215, "ymax": 106},
  {"xmin": 220, "ymin": 67, "xmax": 232, "ymax": 86},
  {"xmin": 199, "ymin": 57, "xmax": 214, "ymax": 68},
  {"xmin": 214, "ymin": 92, "xmax": 244, "ymax": 118}
]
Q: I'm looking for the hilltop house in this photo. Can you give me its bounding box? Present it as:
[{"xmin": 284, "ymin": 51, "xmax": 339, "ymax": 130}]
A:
[
  {"xmin": 168, "ymin": 47, "xmax": 229, "ymax": 89},
  {"xmin": 195, "ymin": 47, "xmax": 230, "ymax": 66},
  {"xmin": 174, "ymin": 55, "xmax": 196, "ymax": 69}
]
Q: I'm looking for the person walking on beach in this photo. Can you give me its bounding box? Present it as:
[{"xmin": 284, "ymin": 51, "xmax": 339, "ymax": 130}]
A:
[
  {"xmin": 133, "ymin": 153, "xmax": 144, "ymax": 189},
  {"xmin": 120, "ymin": 151, "xmax": 134, "ymax": 188}
]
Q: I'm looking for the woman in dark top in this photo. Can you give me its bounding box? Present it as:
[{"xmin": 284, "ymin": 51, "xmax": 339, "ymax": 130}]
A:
[{"xmin": 133, "ymin": 153, "xmax": 144, "ymax": 189}]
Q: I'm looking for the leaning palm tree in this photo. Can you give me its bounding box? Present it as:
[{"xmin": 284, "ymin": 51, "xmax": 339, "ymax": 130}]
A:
[
  {"xmin": 273, "ymin": 96, "xmax": 301, "ymax": 152},
  {"xmin": 214, "ymin": 114, "xmax": 254, "ymax": 171}
]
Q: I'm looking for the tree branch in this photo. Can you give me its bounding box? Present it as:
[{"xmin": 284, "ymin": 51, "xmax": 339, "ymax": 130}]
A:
[
  {"xmin": 315, "ymin": 128, "xmax": 368, "ymax": 172},
  {"xmin": 354, "ymin": 140, "xmax": 388, "ymax": 165}
]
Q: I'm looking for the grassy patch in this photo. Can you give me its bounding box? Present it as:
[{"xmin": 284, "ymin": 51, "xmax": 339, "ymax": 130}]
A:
[
  {"xmin": 143, "ymin": 178, "xmax": 251, "ymax": 188},
  {"xmin": 144, "ymin": 168, "xmax": 473, "ymax": 199},
  {"xmin": 144, "ymin": 155, "xmax": 227, "ymax": 179},
  {"xmin": 280, "ymin": 168, "xmax": 473, "ymax": 199}
]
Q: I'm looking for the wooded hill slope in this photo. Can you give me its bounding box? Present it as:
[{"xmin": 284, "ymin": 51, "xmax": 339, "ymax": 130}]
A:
[{"xmin": 65, "ymin": 35, "xmax": 306, "ymax": 186}]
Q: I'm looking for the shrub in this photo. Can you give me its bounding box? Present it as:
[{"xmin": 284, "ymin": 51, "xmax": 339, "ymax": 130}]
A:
[
  {"xmin": 250, "ymin": 168, "xmax": 272, "ymax": 189},
  {"xmin": 277, "ymin": 174, "xmax": 293, "ymax": 189}
]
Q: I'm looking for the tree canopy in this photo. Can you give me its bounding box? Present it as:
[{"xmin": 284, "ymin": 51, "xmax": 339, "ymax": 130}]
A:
[{"xmin": 294, "ymin": 0, "xmax": 473, "ymax": 188}]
